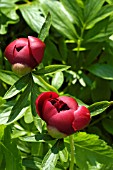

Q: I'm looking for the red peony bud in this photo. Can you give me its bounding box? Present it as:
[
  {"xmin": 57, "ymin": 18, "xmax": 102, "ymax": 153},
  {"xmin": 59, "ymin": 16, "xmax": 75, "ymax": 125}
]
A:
[
  {"xmin": 4, "ymin": 36, "xmax": 45, "ymax": 75},
  {"xmin": 35, "ymin": 92, "xmax": 91, "ymax": 138}
]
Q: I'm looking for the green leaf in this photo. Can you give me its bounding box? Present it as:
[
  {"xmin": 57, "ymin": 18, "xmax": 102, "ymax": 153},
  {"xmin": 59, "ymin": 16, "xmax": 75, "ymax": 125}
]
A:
[
  {"xmin": 58, "ymin": 37, "xmax": 67, "ymax": 61},
  {"xmin": 87, "ymin": 63, "xmax": 113, "ymax": 80},
  {"xmin": 3, "ymin": 73, "xmax": 31, "ymax": 99},
  {"xmin": 83, "ymin": 0, "xmax": 105, "ymax": 27},
  {"xmin": 0, "ymin": 70, "xmax": 19, "ymax": 85},
  {"xmin": 24, "ymin": 106, "xmax": 33, "ymax": 124},
  {"xmin": 0, "ymin": 125, "xmax": 6, "ymax": 140},
  {"xmin": 0, "ymin": 2, "xmax": 19, "ymax": 34},
  {"xmin": 35, "ymin": 65, "xmax": 70, "ymax": 75},
  {"xmin": 86, "ymin": 43, "xmax": 103, "ymax": 65},
  {"xmin": 7, "ymin": 80, "xmax": 32, "ymax": 123},
  {"xmin": 0, "ymin": 101, "xmax": 14, "ymax": 124},
  {"xmin": 86, "ymin": 4, "xmax": 113, "ymax": 29},
  {"xmin": 20, "ymin": 133, "xmax": 54, "ymax": 142},
  {"xmin": 31, "ymin": 82, "xmax": 40, "ymax": 116},
  {"xmin": 17, "ymin": 139, "xmax": 30, "ymax": 153},
  {"xmin": 44, "ymin": 39, "xmax": 62, "ymax": 62},
  {"xmin": 84, "ymin": 18, "xmax": 109, "ymax": 42},
  {"xmin": 19, "ymin": 1, "xmax": 45, "ymax": 33},
  {"xmin": 38, "ymin": 12, "xmax": 51, "ymax": 41},
  {"xmin": 0, "ymin": 97, "xmax": 5, "ymax": 106},
  {"xmin": 52, "ymin": 71, "xmax": 64, "ymax": 90},
  {"xmin": 59, "ymin": 147, "xmax": 68, "ymax": 163},
  {"xmin": 61, "ymin": 0, "xmax": 83, "ymax": 27},
  {"xmin": 33, "ymin": 75, "xmax": 58, "ymax": 92},
  {"xmin": 88, "ymin": 101, "xmax": 111, "ymax": 116},
  {"xmin": 102, "ymin": 118, "xmax": 113, "ymax": 135},
  {"xmin": 11, "ymin": 130, "xmax": 27, "ymax": 139},
  {"xmin": 91, "ymin": 78, "xmax": 111, "ymax": 102},
  {"xmin": 41, "ymin": 139, "xmax": 64, "ymax": 170},
  {"xmin": 73, "ymin": 132, "xmax": 113, "ymax": 169},
  {"xmin": 41, "ymin": 0, "xmax": 78, "ymax": 40},
  {"xmin": 1, "ymin": 126, "xmax": 23, "ymax": 170},
  {"xmin": 0, "ymin": 100, "xmax": 29, "ymax": 125},
  {"xmin": 34, "ymin": 116, "xmax": 43, "ymax": 133},
  {"xmin": 22, "ymin": 157, "xmax": 42, "ymax": 170},
  {"xmin": 106, "ymin": 0, "xmax": 113, "ymax": 4}
]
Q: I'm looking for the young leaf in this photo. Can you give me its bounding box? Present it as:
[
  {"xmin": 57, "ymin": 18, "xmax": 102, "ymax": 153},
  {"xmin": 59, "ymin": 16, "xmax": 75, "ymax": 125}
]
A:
[
  {"xmin": 52, "ymin": 71, "xmax": 64, "ymax": 89},
  {"xmin": 24, "ymin": 106, "xmax": 33, "ymax": 124},
  {"xmin": 87, "ymin": 63, "xmax": 113, "ymax": 80},
  {"xmin": 88, "ymin": 101, "xmax": 111, "ymax": 116},
  {"xmin": 73, "ymin": 132, "xmax": 113, "ymax": 169},
  {"xmin": 3, "ymin": 73, "xmax": 31, "ymax": 99},
  {"xmin": 38, "ymin": 12, "xmax": 51, "ymax": 41}
]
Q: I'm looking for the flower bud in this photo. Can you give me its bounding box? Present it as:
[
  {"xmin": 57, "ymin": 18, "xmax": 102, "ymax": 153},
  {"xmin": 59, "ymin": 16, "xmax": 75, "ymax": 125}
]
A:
[
  {"xmin": 35, "ymin": 92, "xmax": 91, "ymax": 138},
  {"xmin": 4, "ymin": 36, "xmax": 45, "ymax": 75}
]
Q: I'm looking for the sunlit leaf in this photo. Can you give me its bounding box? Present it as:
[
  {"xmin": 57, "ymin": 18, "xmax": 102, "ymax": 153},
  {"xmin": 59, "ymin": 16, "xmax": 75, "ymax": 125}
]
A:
[
  {"xmin": 41, "ymin": 139, "xmax": 64, "ymax": 170},
  {"xmin": 88, "ymin": 101, "xmax": 111, "ymax": 116},
  {"xmin": 0, "ymin": 2, "xmax": 19, "ymax": 34},
  {"xmin": 52, "ymin": 71, "xmax": 64, "ymax": 89},
  {"xmin": 35, "ymin": 65, "xmax": 70, "ymax": 75},
  {"xmin": 3, "ymin": 73, "xmax": 31, "ymax": 99},
  {"xmin": 73, "ymin": 132, "xmax": 113, "ymax": 169},
  {"xmin": 40, "ymin": 0, "xmax": 78, "ymax": 40},
  {"xmin": 0, "ymin": 70, "xmax": 18, "ymax": 85}
]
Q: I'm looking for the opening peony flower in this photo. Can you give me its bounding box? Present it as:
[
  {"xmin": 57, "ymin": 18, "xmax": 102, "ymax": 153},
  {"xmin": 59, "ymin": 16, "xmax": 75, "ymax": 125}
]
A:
[
  {"xmin": 4, "ymin": 36, "xmax": 45, "ymax": 75},
  {"xmin": 35, "ymin": 92, "xmax": 91, "ymax": 138}
]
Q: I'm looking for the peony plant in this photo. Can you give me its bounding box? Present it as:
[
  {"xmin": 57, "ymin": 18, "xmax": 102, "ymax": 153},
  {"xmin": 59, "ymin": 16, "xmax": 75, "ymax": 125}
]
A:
[
  {"xmin": 35, "ymin": 91, "xmax": 91, "ymax": 138},
  {"xmin": 4, "ymin": 36, "xmax": 45, "ymax": 75}
]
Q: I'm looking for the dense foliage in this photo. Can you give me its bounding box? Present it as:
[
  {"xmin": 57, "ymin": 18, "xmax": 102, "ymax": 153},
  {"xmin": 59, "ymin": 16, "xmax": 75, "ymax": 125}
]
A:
[{"xmin": 1, "ymin": 0, "xmax": 113, "ymax": 169}]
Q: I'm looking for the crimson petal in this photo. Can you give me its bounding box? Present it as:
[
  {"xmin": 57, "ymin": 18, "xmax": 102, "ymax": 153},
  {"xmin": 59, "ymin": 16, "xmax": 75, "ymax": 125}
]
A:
[
  {"xmin": 42, "ymin": 100, "xmax": 58, "ymax": 122},
  {"xmin": 4, "ymin": 40, "xmax": 17, "ymax": 64},
  {"xmin": 72, "ymin": 106, "xmax": 90, "ymax": 131},
  {"xmin": 48, "ymin": 110, "xmax": 75, "ymax": 135},
  {"xmin": 28, "ymin": 36, "xmax": 45, "ymax": 64},
  {"xmin": 58, "ymin": 96, "xmax": 78, "ymax": 110},
  {"xmin": 35, "ymin": 92, "xmax": 59, "ymax": 118}
]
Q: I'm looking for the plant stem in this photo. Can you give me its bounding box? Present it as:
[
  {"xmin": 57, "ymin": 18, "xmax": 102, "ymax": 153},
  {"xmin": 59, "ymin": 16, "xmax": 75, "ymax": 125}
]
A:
[
  {"xmin": 69, "ymin": 135, "xmax": 75, "ymax": 170},
  {"xmin": 32, "ymin": 74, "xmax": 58, "ymax": 93}
]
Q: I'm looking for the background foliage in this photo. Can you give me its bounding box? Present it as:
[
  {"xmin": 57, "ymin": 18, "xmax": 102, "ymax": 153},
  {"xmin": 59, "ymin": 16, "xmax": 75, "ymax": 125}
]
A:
[{"xmin": 1, "ymin": 0, "xmax": 113, "ymax": 169}]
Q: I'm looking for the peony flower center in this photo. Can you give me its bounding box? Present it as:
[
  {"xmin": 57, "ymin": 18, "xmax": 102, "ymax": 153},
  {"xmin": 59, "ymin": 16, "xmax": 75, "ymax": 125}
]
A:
[
  {"xmin": 16, "ymin": 46, "xmax": 24, "ymax": 52},
  {"xmin": 49, "ymin": 98, "xmax": 70, "ymax": 112}
]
